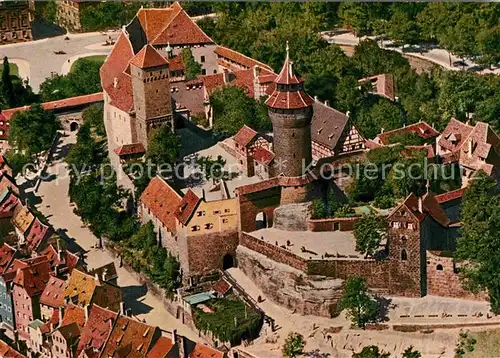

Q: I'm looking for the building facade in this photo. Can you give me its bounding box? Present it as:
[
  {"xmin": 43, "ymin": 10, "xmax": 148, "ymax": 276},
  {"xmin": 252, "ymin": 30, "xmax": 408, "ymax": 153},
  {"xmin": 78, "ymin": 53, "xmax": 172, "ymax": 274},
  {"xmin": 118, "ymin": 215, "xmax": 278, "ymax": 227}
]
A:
[{"xmin": 0, "ymin": 1, "xmax": 33, "ymax": 44}]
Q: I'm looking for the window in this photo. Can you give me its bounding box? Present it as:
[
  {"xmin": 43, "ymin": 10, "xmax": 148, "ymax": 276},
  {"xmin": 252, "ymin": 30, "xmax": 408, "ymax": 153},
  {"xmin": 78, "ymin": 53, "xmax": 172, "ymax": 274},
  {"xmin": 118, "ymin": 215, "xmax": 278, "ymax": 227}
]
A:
[
  {"xmin": 408, "ymin": 223, "xmax": 414, "ymax": 230},
  {"xmin": 213, "ymin": 210, "xmax": 221, "ymax": 215},
  {"xmin": 401, "ymin": 249, "xmax": 408, "ymax": 261},
  {"xmin": 201, "ymin": 69, "xmax": 206, "ymax": 75},
  {"xmin": 204, "ymin": 223, "xmax": 213, "ymax": 229},
  {"xmin": 401, "ymin": 235, "xmax": 407, "ymax": 241},
  {"xmin": 224, "ymin": 209, "xmax": 230, "ymax": 213},
  {"xmin": 196, "ymin": 211, "xmax": 206, "ymax": 217},
  {"xmin": 191, "ymin": 225, "xmax": 200, "ymax": 232},
  {"xmin": 222, "ymin": 218, "xmax": 229, "ymax": 224},
  {"xmin": 436, "ymin": 264, "xmax": 443, "ymax": 271},
  {"xmin": 200, "ymin": 55, "xmax": 205, "ymax": 63}
]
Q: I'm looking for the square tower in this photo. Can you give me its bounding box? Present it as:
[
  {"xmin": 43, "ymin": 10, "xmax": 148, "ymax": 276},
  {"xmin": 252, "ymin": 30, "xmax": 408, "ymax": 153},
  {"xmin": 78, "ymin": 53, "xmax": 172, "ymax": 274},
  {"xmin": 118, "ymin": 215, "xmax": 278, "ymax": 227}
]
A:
[{"xmin": 130, "ymin": 44, "xmax": 173, "ymax": 148}]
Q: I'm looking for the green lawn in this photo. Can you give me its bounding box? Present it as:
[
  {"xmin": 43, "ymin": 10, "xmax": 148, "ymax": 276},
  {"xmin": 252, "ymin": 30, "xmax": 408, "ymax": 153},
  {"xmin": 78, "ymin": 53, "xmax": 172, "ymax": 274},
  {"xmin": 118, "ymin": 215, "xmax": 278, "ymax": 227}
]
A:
[
  {"xmin": 70, "ymin": 55, "xmax": 106, "ymax": 73},
  {"xmin": 0, "ymin": 63, "xmax": 19, "ymax": 77}
]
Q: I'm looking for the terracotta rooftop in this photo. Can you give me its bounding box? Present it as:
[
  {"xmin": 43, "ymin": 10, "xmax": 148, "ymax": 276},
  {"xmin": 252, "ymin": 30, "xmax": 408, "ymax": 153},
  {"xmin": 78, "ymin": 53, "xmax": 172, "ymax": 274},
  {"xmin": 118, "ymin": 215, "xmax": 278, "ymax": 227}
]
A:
[
  {"xmin": 89, "ymin": 262, "xmax": 118, "ymax": 282},
  {"xmin": 211, "ymin": 278, "xmax": 231, "ymax": 296},
  {"xmin": 265, "ymin": 54, "xmax": 315, "ymax": 109},
  {"xmin": 174, "ymin": 188, "xmax": 201, "ymax": 226},
  {"xmin": 64, "ymin": 269, "xmax": 99, "ymax": 306},
  {"xmin": 151, "ymin": 7, "xmax": 213, "ymax": 46},
  {"xmin": 394, "ymin": 192, "xmax": 450, "ymax": 227},
  {"xmin": 24, "ymin": 218, "xmax": 50, "ymax": 252},
  {"xmin": 435, "ymin": 188, "xmax": 467, "ymax": 204},
  {"xmin": 136, "ymin": 5, "xmax": 182, "ymax": 43},
  {"xmin": 168, "ymin": 54, "xmax": 184, "ymax": 71},
  {"xmin": 140, "ymin": 176, "xmax": 183, "ymax": 233},
  {"xmin": 189, "ymin": 343, "xmax": 225, "ymax": 358},
  {"xmin": 438, "ymin": 118, "xmax": 474, "ymax": 153},
  {"xmin": 0, "ymin": 191, "xmax": 18, "ymax": 218},
  {"xmin": 0, "ymin": 112, "xmax": 8, "ymax": 140},
  {"xmin": 40, "ymin": 244, "xmax": 80, "ymax": 275},
  {"xmin": 101, "ymin": 316, "xmax": 160, "ymax": 358},
  {"xmin": 146, "ymin": 336, "xmax": 175, "ymax": 358},
  {"xmin": 233, "ymin": 125, "xmax": 257, "ymax": 148},
  {"xmin": 0, "ymin": 243, "xmax": 16, "ymax": 275},
  {"xmin": 0, "ymin": 339, "xmax": 26, "ymax": 358},
  {"xmin": 458, "ymin": 121, "xmax": 500, "ymax": 175},
  {"xmin": 375, "ymin": 121, "xmax": 440, "ymax": 145},
  {"xmin": 253, "ymin": 146, "xmax": 275, "ymax": 166},
  {"xmin": 40, "ymin": 276, "xmax": 66, "ymax": 308},
  {"xmin": 0, "ymin": 93, "xmax": 104, "ymax": 122},
  {"xmin": 61, "ymin": 303, "xmax": 87, "ymax": 329},
  {"xmin": 12, "ymin": 201, "xmax": 34, "ymax": 235},
  {"xmin": 76, "ymin": 305, "xmax": 118, "ymax": 358},
  {"xmin": 129, "ymin": 44, "xmax": 168, "ymax": 69},
  {"xmin": 359, "ymin": 74, "xmax": 395, "ymax": 101},
  {"xmin": 13, "ymin": 257, "xmax": 51, "ymax": 297},
  {"xmin": 114, "ymin": 143, "xmax": 146, "ymax": 157},
  {"xmin": 214, "ymin": 46, "xmax": 273, "ymax": 71}
]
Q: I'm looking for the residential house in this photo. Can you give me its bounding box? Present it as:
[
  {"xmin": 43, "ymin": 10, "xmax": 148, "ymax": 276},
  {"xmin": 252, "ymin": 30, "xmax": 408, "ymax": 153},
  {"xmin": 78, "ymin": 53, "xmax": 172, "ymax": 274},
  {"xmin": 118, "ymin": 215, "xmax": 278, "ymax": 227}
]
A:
[
  {"xmin": 12, "ymin": 257, "xmax": 51, "ymax": 340},
  {"xmin": 40, "ymin": 244, "xmax": 81, "ymax": 278},
  {"xmin": 75, "ymin": 305, "xmax": 118, "ymax": 358},
  {"xmin": 40, "ymin": 276, "xmax": 66, "ymax": 322},
  {"xmin": 89, "ymin": 262, "xmax": 118, "ymax": 286},
  {"xmin": 359, "ymin": 74, "xmax": 395, "ymax": 101},
  {"xmin": 232, "ymin": 125, "xmax": 273, "ymax": 177},
  {"xmin": 12, "ymin": 200, "xmax": 34, "ymax": 243},
  {"xmin": 373, "ymin": 121, "xmax": 440, "ymax": 146},
  {"xmin": 23, "ymin": 219, "xmax": 52, "ymax": 255},
  {"xmin": 51, "ymin": 322, "xmax": 80, "ymax": 358}
]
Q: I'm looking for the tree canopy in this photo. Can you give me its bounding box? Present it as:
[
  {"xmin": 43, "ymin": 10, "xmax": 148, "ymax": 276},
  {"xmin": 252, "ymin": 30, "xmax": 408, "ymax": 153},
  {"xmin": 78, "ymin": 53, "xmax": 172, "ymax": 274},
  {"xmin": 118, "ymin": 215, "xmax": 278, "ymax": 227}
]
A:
[
  {"xmin": 181, "ymin": 48, "xmax": 202, "ymax": 81},
  {"xmin": 0, "ymin": 57, "xmax": 38, "ymax": 109},
  {"xmin": 282, "ymin": 332, "xmax": 306, "ymax": 358},
  {"xmin": 352, "ymin": 345, "xmax": 390, "ymax": 358},
  {"xmin": 354, "ymin": 214, "xmax": 387, "ymax": 259},
  {"xmin": 8, "ymin": 104, "xmax": 60, "ymax": 157},
  {"xmin": 338, "ymin": 276, "xmax": 379, "ymax": 328}
]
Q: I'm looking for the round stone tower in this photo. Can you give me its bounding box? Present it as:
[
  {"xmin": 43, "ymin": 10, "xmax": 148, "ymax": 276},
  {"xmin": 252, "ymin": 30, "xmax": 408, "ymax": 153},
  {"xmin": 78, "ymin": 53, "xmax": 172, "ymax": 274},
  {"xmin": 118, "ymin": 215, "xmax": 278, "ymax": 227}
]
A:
[{"xmin": 266, "ymin": 43, "xmax": 315, "ymax": 178}]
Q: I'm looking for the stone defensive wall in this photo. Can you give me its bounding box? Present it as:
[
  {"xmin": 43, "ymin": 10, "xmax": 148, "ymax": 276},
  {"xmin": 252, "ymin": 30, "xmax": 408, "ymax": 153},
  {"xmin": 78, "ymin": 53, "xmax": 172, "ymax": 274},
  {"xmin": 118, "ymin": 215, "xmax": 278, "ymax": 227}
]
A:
[{"xmin": 307, "ymin": 217, "xmax": 359, "ymax": 232}]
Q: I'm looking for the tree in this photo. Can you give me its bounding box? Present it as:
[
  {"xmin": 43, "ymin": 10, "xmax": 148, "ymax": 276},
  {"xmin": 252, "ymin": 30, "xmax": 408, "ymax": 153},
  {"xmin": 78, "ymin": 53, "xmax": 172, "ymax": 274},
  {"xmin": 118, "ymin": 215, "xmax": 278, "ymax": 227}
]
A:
[
  {"xmin": 282, "ymin": 332, "xmax": 305, "ymax": 358},
  {"xmin": 455, "ymin": 172, "xmax": 500, "ymax": 313},
  {"xmin": 387, "ymin": 9, "xmax": 420, "ymax": 47},
  {"xmin": 1, "ymin": 57, "xmax": 15, "ymax": 107},
  {"xmin": 402, "ymin": 346, "xmax": 421, "ymax": 358},
  {"xmin": 354, "ymin": 214, "xmax": 387, "ymax": 258},
  {"xmin": 66, "ymin": 122, "xmax": 105, "ymax": 174},
  {"xmin": 82, "ymin": 105, "xmax": 106, "ymax": 137},
  {"xmin": 146, "ymin": 124, "xmax": 181, "ymax": 167},
  {"xmin": 196, "ymin": 155, "xmax": 226, "ymax": 184},
  {"xmin": 352, "ymin": 346, "xmax": 390, "ymax": 358},
  {"xmin": 182, "ymin": 48, "xmax": 202, "ymax": 81},
  {"xmin": 8, "ymin": 104, "xmax": 60, "ymax": 158},
  {"xmin": 210, "ymin": 86, "xmax": 270, "ymax": 135},
  {"xmin": 339, "ymin": 276, "xmax": 379, "ymax": 328}
]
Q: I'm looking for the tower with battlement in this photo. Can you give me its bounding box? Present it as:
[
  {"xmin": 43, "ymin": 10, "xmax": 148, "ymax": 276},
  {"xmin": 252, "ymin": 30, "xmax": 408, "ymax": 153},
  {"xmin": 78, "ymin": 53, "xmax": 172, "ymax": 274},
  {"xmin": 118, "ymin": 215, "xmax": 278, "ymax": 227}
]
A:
[
  {"xmin": 265, "ymin": 44, "xmax": 315, "ymax": 178},
  {"xmin": 130, "ymin": 44, "xmax": 173, "ymax": 148}
]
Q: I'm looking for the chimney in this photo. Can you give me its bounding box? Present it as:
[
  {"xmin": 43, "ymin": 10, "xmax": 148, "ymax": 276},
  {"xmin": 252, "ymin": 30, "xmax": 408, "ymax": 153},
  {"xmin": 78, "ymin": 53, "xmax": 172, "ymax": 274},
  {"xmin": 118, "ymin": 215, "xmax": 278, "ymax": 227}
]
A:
[
  {"xmin": 314, "ymin": 95, "xmax": 318, "ymax": 102},
  {"xmin": 120, "ymin": 301, "xmax": 125, "ymax": 316},
  {"xmin": 253, "ymin": 65, "xmax": 261, "ymax": 80},
  {"xmin": 113, "ymin": 77, "xmax": 118, "ymax": 88},
  {"xmin": 57, "ymin": 239, "xmax": 62, "ymax": 262},
  {"xmin": 380, "ymin": 128, "xmax": 385, "ymax": 134},
  {"xmin": 289, "ymin": 61, "xmax": 293, "ymax": 78},
  {"xmin": 468, "ymin": 139, "xmax": 473, "ymax": 157},
  {"xmin": 324, "ymin": 100, "xmax": 329, "ymax": 107},
  {"xmin": 223, "ymin": 69, "xmax": 230, "ymax": 84},
  {"xmin": 171, "ymin": 329, "xmax": 177, "ymax": 344},
  {"xmin": 58, "ymin": 306, "xmax": 64, "ymax": 327},
  {"xmin": 102, "ymin": 269, "xmax": 107, "ymax": 282},
  {"xmin": 418, "ymin": 197, "xmax": 423, "ymax": 213},
  {"xmin": 346, "ymin": 111, "xmax": 351, "ymax": 118}
]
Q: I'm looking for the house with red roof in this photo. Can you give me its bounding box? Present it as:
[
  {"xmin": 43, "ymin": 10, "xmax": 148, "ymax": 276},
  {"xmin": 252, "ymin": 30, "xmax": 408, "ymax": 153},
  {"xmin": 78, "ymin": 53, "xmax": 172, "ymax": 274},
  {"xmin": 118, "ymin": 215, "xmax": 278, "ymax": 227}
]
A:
[
  {"xmin": 231, "ymin": 125, "xmax": 274, "ymax": 178},
  {"xmin": 359, "ymin": 73, "xmax": 395, "ymax": 101},
  {"xmin": 12, "ymin": 257, "xmax": 51, "ymax": 340},
  {"xmin": 436, "ymin": 118, "xmax": 500, "ymax": 186},
  {"xmin": 373, "ymin": 121, "xmax": 440, "ymax": 146},
  {"xmin": 139, "ymin": 175, "xmax": 239, "ymax": 279},
  {"xmin": 39, "ymin": 244, "xmax": 81, "ymax": 278},
  {"xmin": 39, "ymin": 276, "xmax": 66, "ymax": 322}
]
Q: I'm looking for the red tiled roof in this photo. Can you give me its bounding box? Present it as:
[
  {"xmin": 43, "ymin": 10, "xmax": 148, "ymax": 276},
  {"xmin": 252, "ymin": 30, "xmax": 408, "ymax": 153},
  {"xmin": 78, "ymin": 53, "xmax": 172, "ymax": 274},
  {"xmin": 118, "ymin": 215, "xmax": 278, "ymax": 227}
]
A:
[
  {"xmin": 434, "ymin": 188, "xmax": 467, "ymax": 204},
  {"xmin": 13, "ymin": 258, "xmax": 51, "ymax": 297},
  {"xmin": 0, "ymin": 244, "xmax": 16, "ymax": 274},
  {"xmin": 168, "ymin": 54, "xmax": 184, "ymax": 71},
  {"xmin": 233, "ymin": 125, "xmax": 257, "ymax": 148},
  {"xmin": 140, "ymin": 177, "xmax": 182, "ymax": 233},
  {"xmin": 394, "ymin": 193, "xmax": 450, "ymax": 227},
  {"xmin": 174, "ymin": 189, "xmax": 201, "ymax": 226},
  {"xmin": 236, "ymin": 177, "xmax": 280, "ymax": 196},
  {"xmin": 458, "ymin": 121, "xmax": 500, "ymax": 175},
  {"xmin": 147, "ymin": 336, "xmax": 175, "ymax": 358},
  {"xmin": 189, "ymin": 343, "xmax": 224, "ymax": 358},
  {"xmin": 0, "ymin": 340, "xmax": 26, "ymax": 358},
  {"xmin": 40, "ymin": 245, "xmax": 80, "ymax": 274},
  {"xmin": 0, "ymin": 173, "xmax": 19, "ymax": 195},
  {"xmin": 114, "ymin": 143, "xmax": 146, "ymax": 157},
  {"xmin": 137, "ymin": 6, "xmax": 182, "ymax": 42},
  {"xmin": 1, "ymin": 93, "xmax": 103, "ymax": 122},
  {"xmin": 24, "ymin": 218, "xmax": 50, "ymax": 252},
  {"xmin": 438, "ymin": 118, "xmax": 473, "ymax": 153},
  {"xmin": 40, "ymin": 276, "xmax": 66, "ymax": 308},
  {"xmin": 62, "ymin": 304, "xmax": 86, "ymax": 329},
  {"xmin": 253, "ymin": 146, "xmax": 275, "ymax": 165},
  {"xmin": 376, "ymin": 121, "xmax": 440, "ymax": 145},
  {"xmin": 76, "ymin": 305, "xmax": 118, "ymax": 357},
  {"xmin": 211, "ymin": 279, "xmax": 231, "ymax": 296},
  {"xmin": 101, "ymin": 316, "xmax": 160, "ymax": 358},
  {"xmin": 275, "ymin": 57, "xmax": 301, "ymax": 85},
  {"xmin": 359, "ymin": 74, "xmax": 395, "ymax": 101},
  {"xmin": 201, "ymin": 73, "xmax": 225, "ymax": 95},
  {"xmin": 0, "ymin": 192, "xmax": 18, "ymax": 218},
  {"xmin": 129, "ymin": 44, "xmax": 168, "ymax": 69},
  {"xmin": 151, "ymin": 8, "xmax": 213, "ymax": 46},
  {"xmin": 100, "ymin": 32, "xmax": 135, "ymax": 113},
  {"xmin": 265, "ymin": 90, "xmax": 315, "ymax": 109},
  {"xmin": 214, "ymin": 46, "xmax": 273, "ymax": 71}
]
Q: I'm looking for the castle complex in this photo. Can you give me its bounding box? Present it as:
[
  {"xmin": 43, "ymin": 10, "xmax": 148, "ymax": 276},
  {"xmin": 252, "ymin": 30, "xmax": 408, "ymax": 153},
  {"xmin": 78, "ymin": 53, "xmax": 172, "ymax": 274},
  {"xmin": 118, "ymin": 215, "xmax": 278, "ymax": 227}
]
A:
[{"xmin": 100, "ymin": 2, "xmax": 500, "ymax": 317}]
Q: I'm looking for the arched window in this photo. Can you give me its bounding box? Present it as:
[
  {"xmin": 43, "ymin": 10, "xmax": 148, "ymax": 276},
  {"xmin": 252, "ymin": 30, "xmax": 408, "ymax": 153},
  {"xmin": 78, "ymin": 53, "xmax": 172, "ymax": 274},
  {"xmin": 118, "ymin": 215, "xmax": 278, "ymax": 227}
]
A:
[
  {"xmin": 401, "ymin": 249, "xmax": 408, "ymax": 261},
  {"xmin": 436, "ymin": 264, "xmax": 443, "ymax": 271}
]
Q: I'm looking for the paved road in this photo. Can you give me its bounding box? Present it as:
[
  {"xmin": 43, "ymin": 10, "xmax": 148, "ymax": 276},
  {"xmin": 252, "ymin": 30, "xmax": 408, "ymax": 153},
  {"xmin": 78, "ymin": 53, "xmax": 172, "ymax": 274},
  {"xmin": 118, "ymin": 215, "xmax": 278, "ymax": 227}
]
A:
[
  {"xmin": 323, "ymin": 31, "xmax": 500, "ymax": 75},
  {"xmin": 1, "ymin": 31, "xmax": 118, "ymax": 91},
  {"xmin": 30, "ymin": 132, "xmax": 198, "ymax": 340}
]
